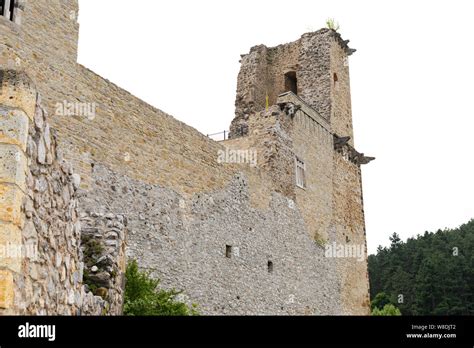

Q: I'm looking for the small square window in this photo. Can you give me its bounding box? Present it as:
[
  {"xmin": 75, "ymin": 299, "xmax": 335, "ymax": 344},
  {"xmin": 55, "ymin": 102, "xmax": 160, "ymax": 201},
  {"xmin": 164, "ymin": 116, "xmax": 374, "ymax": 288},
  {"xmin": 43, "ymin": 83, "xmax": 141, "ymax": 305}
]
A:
[{"xmin": 295, "ymin": 157, "xmax": 306, "ymax": 189}]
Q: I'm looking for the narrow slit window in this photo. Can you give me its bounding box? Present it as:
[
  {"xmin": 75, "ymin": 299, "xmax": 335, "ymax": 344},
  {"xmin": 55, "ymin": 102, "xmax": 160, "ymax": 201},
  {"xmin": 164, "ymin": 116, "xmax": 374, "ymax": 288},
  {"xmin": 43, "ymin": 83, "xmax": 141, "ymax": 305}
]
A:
[
  {"xmin": 295, "ymin": 157, "xmax": 306, "ymax": 189},
  {"xmin": 267, "ymin": 261, "xmax": 274, "ymax": 273},
  {"xmin": 225, "ymin": 245, "xmax": 232, "ymax": 258},
  {"xmin": 9, "ymin": 0, "xmax": 15, "ymax": 21},
  {"xmin": 1, "ymin": 0, "xmax": 16, "ymax": 22}
]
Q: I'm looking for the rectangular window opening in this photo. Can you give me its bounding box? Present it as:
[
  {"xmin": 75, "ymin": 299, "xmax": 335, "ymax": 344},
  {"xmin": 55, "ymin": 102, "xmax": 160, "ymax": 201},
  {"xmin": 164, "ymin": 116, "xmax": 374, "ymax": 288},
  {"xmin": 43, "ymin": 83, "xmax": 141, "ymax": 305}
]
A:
[
  {"xmin": 1, "ymin": 0, "xmax": 16, "ymax": 22},
  {"xmin": 225, "ymin": 245, "xmax": 232, "ymax": 258},
  {"xmin": 268, "ymin": 261, "xmax": 274, "ymax": 273},
  {"xmin": 284, "ymin": 71, "xmax": 298, "ymax": 95},
  {"xmin": 295, "ymin": 157, "xmax": 306, "ymax": 189},
  {"xmin": 333, "ymin": 72, "xmax": 339, "ymax": 88}
]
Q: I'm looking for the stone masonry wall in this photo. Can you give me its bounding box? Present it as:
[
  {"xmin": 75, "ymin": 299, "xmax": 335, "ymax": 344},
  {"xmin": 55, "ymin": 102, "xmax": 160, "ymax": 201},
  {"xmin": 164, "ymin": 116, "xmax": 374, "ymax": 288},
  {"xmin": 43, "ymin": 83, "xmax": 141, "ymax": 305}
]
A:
[
  {"xmin": 232, "ymin": 29, "xmax": 357, "ymax": 137},
  {"xmin": 1, "ymin": 0, "xmax": 370, "ymax": 315},
  {"xmin": 1, "ymin": 1, "xmax": 236, "ymax": 198},
  {"xmin": 0, "ymin": 70, "xmax": 125, "ymax": 315},
  {"xmin": 329, "ymin": 34, "xmax": 355, "ymax": 145},
  {"xmin": 80, "ymin": 163, "xmax": 342, "ymax": 315},
  {"xmin": 333, "ymin": 151, "xmax": 370, "ymax": 315}
]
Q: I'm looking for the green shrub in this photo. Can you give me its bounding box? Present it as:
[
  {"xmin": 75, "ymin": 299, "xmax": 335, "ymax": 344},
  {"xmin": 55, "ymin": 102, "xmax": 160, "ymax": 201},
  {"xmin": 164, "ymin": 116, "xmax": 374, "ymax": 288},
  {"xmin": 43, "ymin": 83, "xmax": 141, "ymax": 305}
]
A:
[
  {"xmin": 371, "ymin": 304, "xmax": 402, "ymax": 316},
  {"xmin": 371, "ymin": 292, "xmax": 392, "ymax": 311},
  {"xmin": 326, "ymin": 18, "xmax": 340, "ymax": 32},
  {"xmin": 123, "ymin": 260, "xmax": 198, "ymax": 316}
]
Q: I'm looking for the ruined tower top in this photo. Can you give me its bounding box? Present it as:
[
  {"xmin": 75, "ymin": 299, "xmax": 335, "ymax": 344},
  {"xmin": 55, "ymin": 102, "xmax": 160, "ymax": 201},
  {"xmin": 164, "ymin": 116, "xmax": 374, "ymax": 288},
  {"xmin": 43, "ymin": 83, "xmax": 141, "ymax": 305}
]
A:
[{"xmin": 230, "ymin": 28, "xmax": 357, "ymax": 146}]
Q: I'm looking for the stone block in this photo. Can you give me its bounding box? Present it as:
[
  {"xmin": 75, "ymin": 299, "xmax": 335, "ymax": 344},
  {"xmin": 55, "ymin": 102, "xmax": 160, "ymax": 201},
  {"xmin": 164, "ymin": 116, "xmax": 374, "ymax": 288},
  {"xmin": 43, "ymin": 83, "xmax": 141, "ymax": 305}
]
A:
[
  {"xmin": 0, "ymin": 108, "xmax": 30, "ymax": 150},
  {"xmin": 0, "ymin": 70, "xmax": 37, "ymax": 120},
  {"xmin": 0, "ymin": 183, "xmax": 24, "ymax": 227},
  {"xmin": 0, "ymin": 269, "xmax": 14, "ymax": 309},
  {"xmin": 0, "ymin": 144, "xmax": 28, "ymax": 191},
  {"xmin": 0, "ymin": 222, "xmax": 22, "ymax": 272}
]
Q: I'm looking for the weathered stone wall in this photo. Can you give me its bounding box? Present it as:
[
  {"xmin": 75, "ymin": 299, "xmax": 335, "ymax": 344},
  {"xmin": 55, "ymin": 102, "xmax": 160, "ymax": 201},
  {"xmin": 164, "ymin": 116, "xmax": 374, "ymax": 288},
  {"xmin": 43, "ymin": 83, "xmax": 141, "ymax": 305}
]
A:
[
  {"xmin": 225, "ymin": 105, "xmax": 295, "ymax": 200},
  {"xmin": 332, "ymin": 151, "xmax": 370, "ymax": 315},
  {"xmin": 80, "ymin": 163, "xmax": 342, "ymax": 315},
  {"xmin": 80, "ymin": 212, "xmax": 126, "ymax": 315},
  {"xmin": 329, "ymin": 35, "xmax": 355, "ymax": 145},
  {"xmin": 1, "ymin": 0, "xmax": 371, "ymax": 315},
  {"xmin": 1, "ymin": 1, "xmax": 235, "ymax": 198},
  {"xmin": 0, "ymin": 70, "xmax": 36, "ymax": 312},
  {"xmin": 232, "ymin": 29, "xmax": 356, "ymax": 136},
  {"xmin": 0, "ymin": 70, "xmax": 124, "ymax": 315},
  {"xmin": 230, "ymin": 29, "xmax": 370, "ymax": 314},
  {"xmin": 231, "ymin": 45, "xmax": 269, "ymax": 138},
  {"xmin": 282, "ymin": 95, "xmax": 335, "ymax": 242}
]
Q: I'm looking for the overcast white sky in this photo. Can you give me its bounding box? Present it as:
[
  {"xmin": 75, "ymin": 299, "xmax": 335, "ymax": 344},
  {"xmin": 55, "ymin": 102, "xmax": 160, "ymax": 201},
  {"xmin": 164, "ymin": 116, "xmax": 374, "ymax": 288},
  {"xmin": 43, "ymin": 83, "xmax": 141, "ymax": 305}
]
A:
[{"xmin": 77, "ymin": 0, "xmax": 474, "ymax": 254}]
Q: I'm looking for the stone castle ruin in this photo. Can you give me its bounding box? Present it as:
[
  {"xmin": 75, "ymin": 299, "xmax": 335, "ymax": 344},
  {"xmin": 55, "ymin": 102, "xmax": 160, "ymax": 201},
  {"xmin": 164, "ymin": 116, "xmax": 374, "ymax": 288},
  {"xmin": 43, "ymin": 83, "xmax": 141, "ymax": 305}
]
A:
[{"xmin": 0, "ymin": 0, "xmax": 373, "ymax": 315}]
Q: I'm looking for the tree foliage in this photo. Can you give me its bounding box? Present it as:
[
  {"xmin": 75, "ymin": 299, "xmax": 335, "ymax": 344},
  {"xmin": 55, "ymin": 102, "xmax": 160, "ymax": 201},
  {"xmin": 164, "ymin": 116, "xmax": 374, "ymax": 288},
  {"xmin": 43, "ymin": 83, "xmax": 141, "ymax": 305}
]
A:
[
  {"xmin": 372, "ymin": 304, "xmax": 402, "ymax": 316},
  {"xmin": 368, "ymin": 220, "xmax": 474, "ymax": 315},
  {"xmin": 123, "ymin": 260, "xmax": 198, "ymax": 316}
]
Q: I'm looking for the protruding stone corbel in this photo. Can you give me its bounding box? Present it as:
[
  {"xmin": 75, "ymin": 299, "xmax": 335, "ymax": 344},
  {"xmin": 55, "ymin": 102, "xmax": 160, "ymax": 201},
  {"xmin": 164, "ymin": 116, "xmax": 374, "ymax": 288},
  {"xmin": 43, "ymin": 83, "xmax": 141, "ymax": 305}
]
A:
[
  {"xmin": 278, "ymin": 102, "xmax": 301, "ymax": 118},
  {"xmin": 358, "ymin": 155, "xmax": 375, "ymax": 165},
  {"xmin": 333, "ymin": 134, "xmax": 351, "ymax": 150}
]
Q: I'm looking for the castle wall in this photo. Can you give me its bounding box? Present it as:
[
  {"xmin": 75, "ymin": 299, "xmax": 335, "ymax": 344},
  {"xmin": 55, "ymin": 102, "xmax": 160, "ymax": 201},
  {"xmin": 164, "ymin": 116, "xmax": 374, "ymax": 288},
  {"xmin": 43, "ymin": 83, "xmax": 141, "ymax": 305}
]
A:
[
  {"xmin": 0, "ymin": 70, "xmax": 124, "ymax": 315},
  {"xmin": 287, "ymin": 98, "xmax": 335, "ymax": 243},
  {"xmin": 80, "ymin": 163, "xmax": 342, "ymax": 315},
  {"xmin": 297, "ymin": 31, "xmax": 333, "ymax": 123},
  {"xmin": 2, "ymin": 2, "xmax": 235, "ymax": 198},
  {"xmin": 332, "ymin": 154, "xmax": 370, "ymax": 314},
  {"xmin": 330, "ymin": 38, "xmax": 355, "ymax": 145},
  {"xmin": 1, "ymin": 0, "xmax": 370, "ymax": 315}
]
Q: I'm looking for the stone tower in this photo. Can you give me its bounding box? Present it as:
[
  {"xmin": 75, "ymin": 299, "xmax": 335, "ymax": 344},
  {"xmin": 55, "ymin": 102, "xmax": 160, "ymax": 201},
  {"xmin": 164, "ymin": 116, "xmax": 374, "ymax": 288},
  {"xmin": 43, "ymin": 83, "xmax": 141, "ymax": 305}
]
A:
[
  {"xmin": 227, "ymin": 29, "xmax": 373, "ymax": 314},
  {"xmin": 231, "ymin": 28, "xmax": 356, "ymax": 143}
]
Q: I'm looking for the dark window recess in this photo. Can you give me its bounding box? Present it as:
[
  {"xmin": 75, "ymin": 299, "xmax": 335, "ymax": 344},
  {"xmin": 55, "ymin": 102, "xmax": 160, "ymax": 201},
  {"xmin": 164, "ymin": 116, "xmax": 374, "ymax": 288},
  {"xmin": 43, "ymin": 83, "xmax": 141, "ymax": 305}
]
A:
[
  {"xmin": 1, "ymin": 0, "xmax": 16, "ymax": 21},
  {"xmin": 333, "ymin": 73, "xmax": 339, "ymax": 86},
  {"xmin": 267, "ymin": 261, "xmax": 274, "ymax": 273},
  {"xmin": 225, "ymin": 245, "xmax": 232, "ymax": 258},
  {"xmin": 284, "ymin": 71, "xmax": 298, "ymax": 95},
  {"xmin": 9, "ymin": 0, "xmax": 15, "ymax": 21}
]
